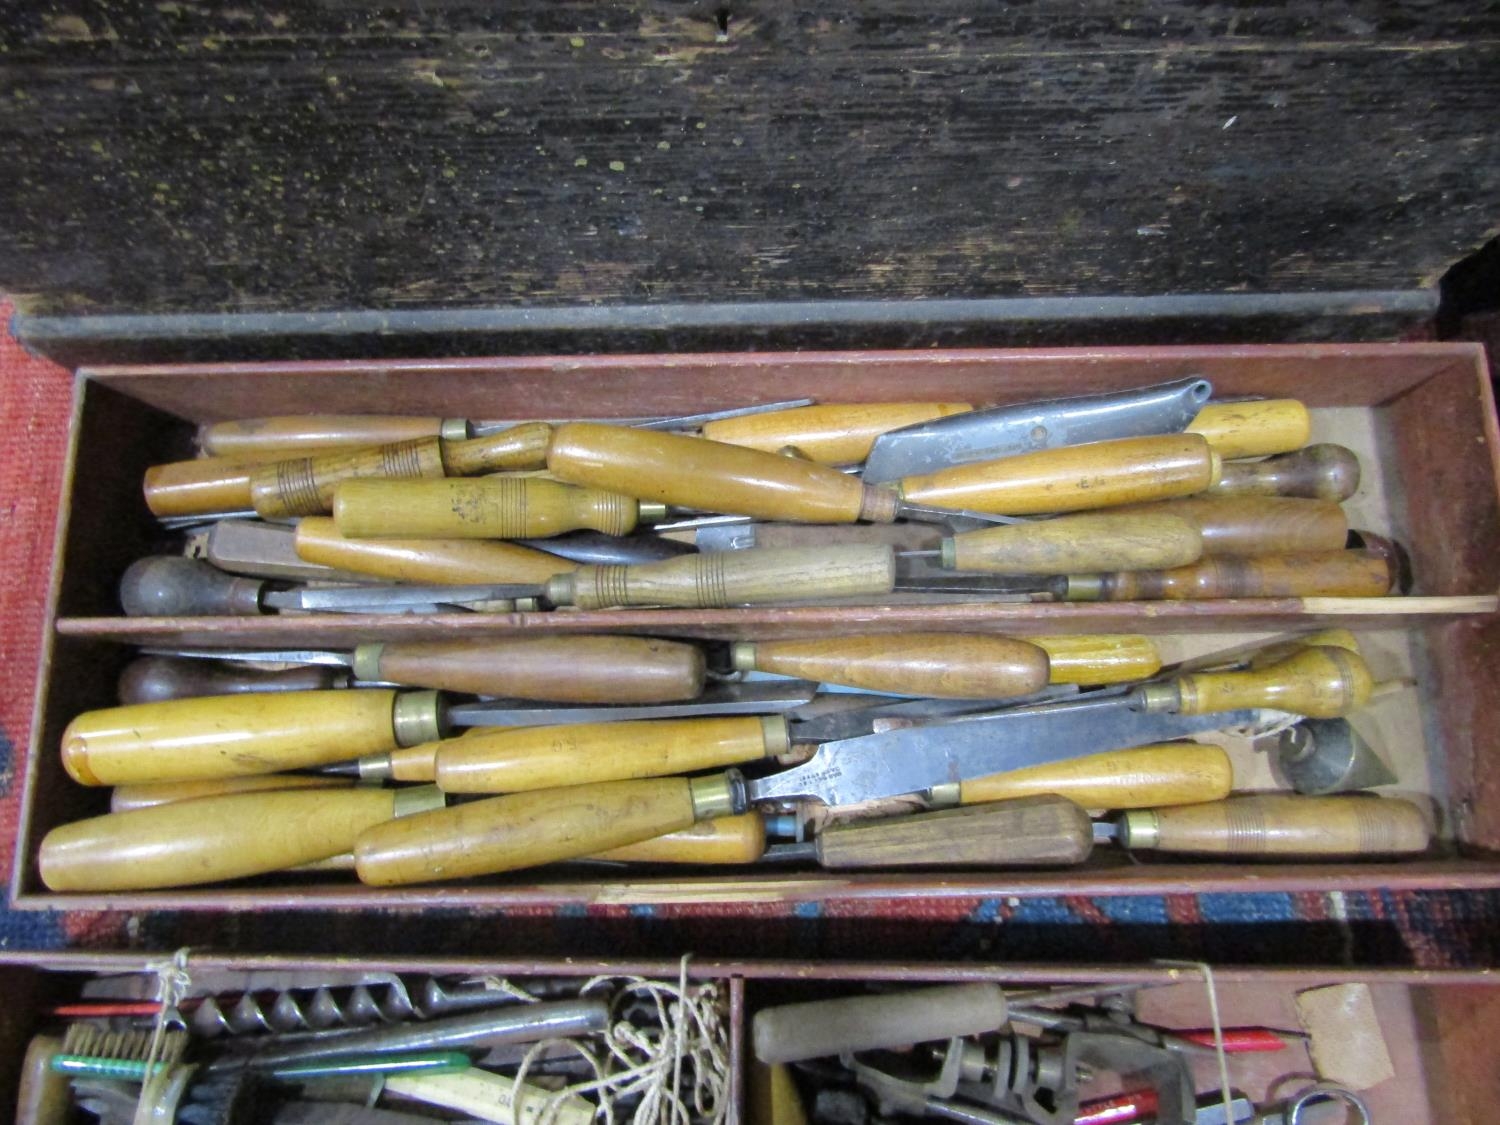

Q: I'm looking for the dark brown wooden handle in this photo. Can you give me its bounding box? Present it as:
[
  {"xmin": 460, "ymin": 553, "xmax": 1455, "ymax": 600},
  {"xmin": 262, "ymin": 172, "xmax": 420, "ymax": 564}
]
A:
[
  {"xmin": 118, "ymin": 656, "xmax": 340, "ymax": 704},
  {"xmin": 814, "ymin": 795, "xmax": 1094, "ymax": 868},
  {"xmin": 1211, "ymin": 444, "xmax": 1361, "ymax": 501},
  {"xmin": 119, "ymin": 557, "xmax": 266, "ymax": 616},
  {"xmin": 1106, "ymin": 497, "xmax": 1348, "ymax": 556},
  {"xmin": 1083, "ymin": 550, "xmax": 1393, "ymax": 601}
]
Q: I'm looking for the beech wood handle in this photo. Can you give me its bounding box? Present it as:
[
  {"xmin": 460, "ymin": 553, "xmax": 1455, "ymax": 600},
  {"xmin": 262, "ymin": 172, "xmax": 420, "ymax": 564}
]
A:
[
  {"xmin": 333, "ymin": 477, "xmax": 645, "ymax": 539},
  {"xmin": 61, "ymin": 689, "xmax": 403, "ymax": 786},
  {"xmin": 1087, "ymin": 550, "xmax": 1393, "ymax": 601},
  {"xmin": 1108, "ymin": 496, "xmax": 1348, "ymax": 556},
  {"xmin": 700, "ymin": 402, "xmax": 971, "ymax": 464},
  {"xmin": 438, "ymin": 423, "xmax": 554, "ymax": 475},
  {"xmin": 1211, "ymin": 444, "xmax": 1361, "ymax": 501},
  {"xmin": 943, "ymin": 512, "xmax": 1203, "ymax": 574},
  {"xmin": 120, "ymin": 556, "xmax": 267, "ymax": 617},
  {"xmin": 355, "ymin": 776, "xmax": 701, "ymax": 884},
  {"xmin": 734, "ymin": 633, "xmax": 1048, "ymax": 699},
  {"xmin": 899, "ymin": 434, "xmax": 1216, "ymax": 515},
  {"xmin": 1188, "ymin": 400, "xmax": 1311, "ymax": 459},
  {"xmin": 40, "ymin": 788, "xmax": 407, "ymax": 890},
  {"xmin": 1246, "ymin": 628, "xmax": 1360, "ymax": 669},
  {"xmin": 957, "ymin": 743, "xmax": 1233, "ymax": 808},
  {"xmin": 294, "ymin": 517, "xmax": 575, "ymax": 585},
  {"xmin": 111, "ymin": 774, "xmax": 354, "ymax": 812},
  {"xmin": 1031, "ymin": 635, "xmax": 1162, "ymax": 684},
  {"xmin": 435, "ymin": 716, "xmax": 786, "ymax": 793},
  {"xmin": 250, "ymin": 438, "xmax": 448, "ymax": 518},
  {"xmin": 142, "ymin": 457, "xmax": 256, "ymax": 517},
  {"xmin": 547, "ymin": 423, "xmax": 884, "ymax": 523},
  {"xmin": 549, "ymin": 545, "xmax": 896, "ymax": 609},
  {"xmin": 367, "ymin": 636, "xmax": 704, "ymax": 702},
  {"xmin": 1120, "ymin": 794, "xmax": 1429, "ymax": 855},
  {"xmin": 594, "ymin": 814, "xmax": 767, "ymax": 864},
  {"xmin": 118, "ymin": 655, "xmax": 339, "ymax": 704},
  {"xmin": 1171, "ymin": 646, "xmax": 1373, "ymax": 718},
  {"xmin": 201, "ymin": 415, "xmax": 449, "ymax": 457},
  {"xmin": 814, "ymin": 796, "xmax": 1094, "ymax": 868}
]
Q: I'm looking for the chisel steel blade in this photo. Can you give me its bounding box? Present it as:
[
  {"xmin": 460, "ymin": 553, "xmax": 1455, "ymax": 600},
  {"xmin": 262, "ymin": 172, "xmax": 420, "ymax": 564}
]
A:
[
  {"xmin": 447, "ymin": 681, "xmax": 820, "ymax": 726},
  {"xmin": 290, "ymin": 583, "xmax": 542, "ymax": 610},
  {"xmin": 861, "ymin": 377, "xmax": 1213, "ymax": 482},
  {"xmin": 747, "ymin": 695, "xmax": 1256, "ymax": 806}
]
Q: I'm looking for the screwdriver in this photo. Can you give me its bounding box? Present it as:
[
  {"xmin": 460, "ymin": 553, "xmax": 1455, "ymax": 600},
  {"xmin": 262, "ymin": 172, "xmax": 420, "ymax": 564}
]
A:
[{"xmin": 352, "ymin": 646, "xmax": 1371, "ymax": 883}]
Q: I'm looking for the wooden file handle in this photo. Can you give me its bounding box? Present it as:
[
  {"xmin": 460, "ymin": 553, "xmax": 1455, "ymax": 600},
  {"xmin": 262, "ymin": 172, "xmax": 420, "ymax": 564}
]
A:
[
  {"xmin": 361, "ymin": 636, "xmax": 705, "ymax": 702},
  {"xmin": 942, "ymin": 512, "xmax": 1203, "ymax": 574},
  {"xmin": 1118, "ymin": 794, "xmax": 1429, "ymax": 855},
  {"xmin": 1080, "ymin": 550, "xmax": 1393, "ymax": 602},
  {"xmin": 1188, "ymin": 400, "xmax": 1311, "ymax": 459},
  {"xmin": 954, "ymin": 743, "xmax": 1233, "ymax": 808},
  {"xmin": 111, "ymin": 774, "xmax": 354, "ymax": 812},
  {"xmin": 813, "ymin": 796, "xmax": 1094, "ymax": 868},
  {"xmin": 700, "ymin": 402, "xmax": 972, "ymax": 464},
  {"xmin": 1162, "ymin": 645, "xmax": 1373, "ymax": 719},
  {"xmin": 40, "ymin": 787, "xmax": 439, "ymax": 891},
  {"xmin": 354, "ymin": 774, "xmax": 734, "ymax": 884},
  {"xmin": 732, "ymin": 633, "xmax": 1049, "ymax": 699},
  {"xmin": 1108, "ymin": 497, "xmax": 1348, "ymax": 556},
  {"xmin": 119, "ymin": 557, "xmax": 267, "ymax": 617},
  {"xmin": 435, "ymin": 716, "xmax": 788, "ymax": 793},
  {"xmin": 59, "ymin": 689, "xmax": 426, "ymax": 786},
  {"xmin": 1211, "ymin": 444, "xmax": 1361, "ymax": 501},
  {"xmin": 142, "ymin": 456, "xmax": 257, "ymax": 517},
  {"xmin": 899, "ymin": 434, "xmax": 1217, "ymax": 515},
  {"xmin": 118, "ymin": 656, "xmax": 340, "ymax": 704},
  {"xmin": 1031, "ymin": 635, "xmax": 1162, "ymax": 684},
  {"xmin": 595, "ymin": 814, "xmax": 767, "ymax": 864},
  {"xmin": 200, "ymin": 415, "xmax": 453, "ymax": 457},
  {"xmin": 547, "ymin": 423, "xmax": 898, "ymax": 523},
  {"xmin": 548, "ymin": 545, "xmax": 896, "ymax": 609},
  {"xmin": 332, "ymin": 477, "xmax": 648, "ymax": 539},
  {"xmin": 294, "ymin": 517, "xmax": 575, "ymax": 585}
]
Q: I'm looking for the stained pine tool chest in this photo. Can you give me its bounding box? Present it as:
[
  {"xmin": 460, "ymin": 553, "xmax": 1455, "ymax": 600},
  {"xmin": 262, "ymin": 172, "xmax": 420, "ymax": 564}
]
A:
[{"xmin": 11, "ymin": 341, "xmax": 1500, "ymax": 915}]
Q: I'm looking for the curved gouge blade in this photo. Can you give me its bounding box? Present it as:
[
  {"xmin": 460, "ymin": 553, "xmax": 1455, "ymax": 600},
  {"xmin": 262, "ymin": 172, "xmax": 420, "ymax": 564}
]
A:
[
  {"xmin": 745, "ymin": 695, "xmax": 1258, "ymax": 807},
  {"xmin": 466, "ymin": 398, "xmax": 818, "ymax": 436},
  {"xmin": 893, "ymin": 500, "xmax": 1031, "ymax": 527},
  {"xmin": 516, "ymin": 530, "xmax": 697, "ymax": 564},
  {"xmin": 141, "ymin": 646, "xmax": 356, "ymax": 668},
  {"xmin": 445, "ymin": 681, "xmax": 820, "ymax": 726},
  {"xmin": 291, "ymin": 582, "xmax": 542, "ymax": 611},
  {"xmin": 863, "ymin": 377, "xmax": 1213, "ymax": 482}
]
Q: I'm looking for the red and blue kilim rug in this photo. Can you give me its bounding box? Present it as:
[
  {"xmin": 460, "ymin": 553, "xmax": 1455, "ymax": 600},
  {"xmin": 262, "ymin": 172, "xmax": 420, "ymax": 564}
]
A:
[{"xmin": 3, "ymin": 301, "xmax": 1498, "ymax": 967}]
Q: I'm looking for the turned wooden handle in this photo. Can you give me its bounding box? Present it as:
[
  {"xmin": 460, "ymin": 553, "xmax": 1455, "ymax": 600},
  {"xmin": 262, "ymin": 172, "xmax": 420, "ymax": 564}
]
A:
[
  {"xmin": 899, "ymin": 434, "xmax": 1216, "ymax": 515},
  {"xmin": 547, "ymin": 423, "xmax": 885, "ymax": 523},
  {"xmin": 200, "ymin": 415, "xmax": 450, "ymax": 457},
  {"xmin": 333, "ymin": 477, "xmax": 645, "ymax": 539},
  {"xmin": 1088, "ymin": 551, "xmax": 1393, "ymax": 601},
  {"xmin": 700, "ymin": 402, "xmax": 972, "ymax": 464},
  {"xmin": 111, "ymin": 773, "xmax": 354, "ymax": 812},
  {"xmin": 1188, "ymin": 400, "xmax": 1311, "ymax": 459},
  {"xmin": 119, "ymin": 557, "xmax": 267, "ymax": 617},
  {"xmin": 1211, "ymin": 444, "xmax": 1361, "ymax": 501},
  {"xmin": 943, "ymin": 512, "xmax": 1203, "ymax": 574},
  {"xmin": 814, "ymin": 796, "xmax": 1094, "ymax": 868},
  {"xmin": 1119, "ymin": 794, "xmax": 1429, "ymax": 855},
  {"xmin": 366, "ymin": 636, "xmax": 704, "ymax": 702},
  {"xmin": 1247, "ymin": 628, "xmax": 1360, "ymax": 669},
  {"xmin": 733, "ymin": 633, "xmax": 1048, "ymax": 699},
  {"xmin": 40, "ymin": 787, "xmax": 411, "ymax": 890},
  {"xmin": 250, "ymin": 438, "xmax": 449, "ymax": 518},
  {"xmin": 1031, "ymin": 635, "xmax": 1162, "ymax": 684},
  {"xmin": 595, "ymin": 813, "xmax": 767, "ymax": 864},
  {"xmin": 1171, "ymin": 646, "xmax": 1373, "ymax": 718},
  {"xmin": 958, "ymin": 743, "xmax": 1232, "ymax": 808},
  {"xmin": 550, "ymin": 545, "xmax": 896, "ymax": 609},
  {"xmin": 142, "ymin": 457, "xmax": 256, "ymax": 517},
  {"xmin": 1110, "ymin": 497, "xmax": 1348, "ymax": 556},
  {"xmin": 118, "ymin": 656, "xmax": 339, "ymax": 704},
  {"xmin": 438, "ymin": 423, "xmax": 554, "ymax": 475},
  {"xmin": 436, "ymin": 716, "xmax": 786, "ymax": 793},
  {"xmin": 61, "ymin": 689, "xmax": 404, "ymax": 786},
  {"xmin": 294, "ymin": 517, "xmax": 575, "ymax": 585},
  {"xmin": 355, "ymin": 776, "xmax": 701, "ymax": 884}
]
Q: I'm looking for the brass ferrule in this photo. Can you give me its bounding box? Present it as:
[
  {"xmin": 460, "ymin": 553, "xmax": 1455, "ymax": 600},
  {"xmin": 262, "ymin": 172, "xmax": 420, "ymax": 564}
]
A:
[
  {"xmin": 730, "ymin": 642, "xmax": 757, "ymax": 672},
  {"xmin": 392, "ymin": 784, "xmax": 447, "ymax": 818},
  {"xmin": 638, "ymin": 501, "xmax": 670, "ymax": 523},
  {"xmin": 1116, "ymin": 810, "xmax": 1159, "ymax": 849},
  {"xmin": 1206, "ymin": 448, "xmax": 1223, "ymax": 487},
  {"xmin": 689, "ymin": 771, "xmax": 746, "ymax": 819},
  {"xmin": 393, "ymin": 690, "xmax": 445, "ymax": 746},
  {"xmin": 1134, "ymin": 682, "xmax": 1181, "ymax": 714},
  {"xmin": 858, "ymin": 484, "xmax": 902, "ymax": 524},
  {"xmin": 352, "ymin": 643, "xmax": 384, "ymax": 683},
  {"xmin": 439, "ymin": 418, "xmax": 471, "ymax": 442},
  {"xmin": 1062, "ymin": 575, "xmax": 1105, "ymax": 602},
  {"xmin": 760, "ymin": 716, "xmax": 791, "ymax": 757}
]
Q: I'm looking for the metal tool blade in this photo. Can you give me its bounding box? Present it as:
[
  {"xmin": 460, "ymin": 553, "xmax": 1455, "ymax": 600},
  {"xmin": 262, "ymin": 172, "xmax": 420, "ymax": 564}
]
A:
[
  {"xmin": 290, "ymin": 582, "xmax": 544, "ymax": 611},
  {"xmin": 894, "ymin": 500, "xmax": 1030, "ymax": 526},
  {"xmin": 141, "ymin": 646, "xmax": 357, "ymax": 668},
  {"xmin": 745, "ymin": 695, "xmax": 1258, "ymax": 807},
  {"xmin": 196, "ymin": 519, "xmax": 374, "ymax": 583},
  {"xmin": 515, "ymin": 529, "xmax": 697, "ymax": 564},
  {"xmin": 862, "ymin": 377, "xmax": 1214, "ymax": 482},
  {"xmin": 1276, "ymin": 718, "xmax": 1397, "ymax": 794},
  {"xmin": 468, "ymin": 398, "xmax": 816, "ymax": 436},
  {"xmin": 786, "ymin": 685, "xmax": 1083, "ymax": 743},
  {"xmin": 447, "ymin": 681, "xmax": 821, "ymax": 726}
]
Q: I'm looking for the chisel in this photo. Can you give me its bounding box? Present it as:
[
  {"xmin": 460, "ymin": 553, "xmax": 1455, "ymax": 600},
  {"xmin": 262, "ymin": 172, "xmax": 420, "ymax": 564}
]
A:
[
  {"xmin": 352, "ymin": 645, "xmax": 1369, "ymax": 883},
  {"xmin": 291, "ymin": 518, "xmax": 579, "ymax": 585},
  {"xmin": 62, "ymin": 680, "xmax": 819, "ymax": 787},
  {"xmin": 1102, "ymin": 496, "xmax": 1349, "ymax": 556},
  {"xmin": 1209, "ymin": 444, "xmax": 1361, "ymax": 501}
]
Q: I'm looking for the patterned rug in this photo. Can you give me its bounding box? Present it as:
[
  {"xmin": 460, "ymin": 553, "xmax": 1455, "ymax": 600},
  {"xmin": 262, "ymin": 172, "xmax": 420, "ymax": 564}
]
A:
[{"xmin": 3, "ymin": 301, "xmax": 1498, "ymax": 967}]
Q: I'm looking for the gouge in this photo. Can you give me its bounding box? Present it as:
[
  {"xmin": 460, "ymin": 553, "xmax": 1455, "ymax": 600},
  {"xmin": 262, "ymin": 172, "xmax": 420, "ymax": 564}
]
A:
[
  {"xmin": 1066, "ymin": 549, "xmax": 1395, "ymax": 601},
  {"xmin": 510, "ymin": 529, "xmax": 697, "ymax": 565},
  {"xmin": 292, "ymin": 518, "xmax": 578, "ymax": 585},
  {"xmin": 189, "ymin": 518, "xmax": 381, "ymax": 583},
  {"xmin": 1210, "ymin": 444, "xmax": 1361, "ymax": 501},
  {"xmin": 1103, "ymin": 794, "xmax": 1429, "ymax": 856},
  {"xmin": 1104, "ymin": 496, "xmax": 1349, "ymax": 556},
  {"xmin": 331, "ymin": 477, "xmax": 669, "ymax": 539},
  {"xmin": 197, "ymin": 399, "xmax": 816, "ymax": 456},
  {"xmin": 354, "ymin": 648, "xmax": 1367, "ymax": 883}
]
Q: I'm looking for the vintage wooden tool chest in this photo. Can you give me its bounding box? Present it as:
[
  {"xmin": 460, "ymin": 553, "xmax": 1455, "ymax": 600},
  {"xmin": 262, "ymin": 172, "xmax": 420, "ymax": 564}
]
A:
[{"xmin": 11, "ymin": 341, "xmax": 1500, "ymax": 913}]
